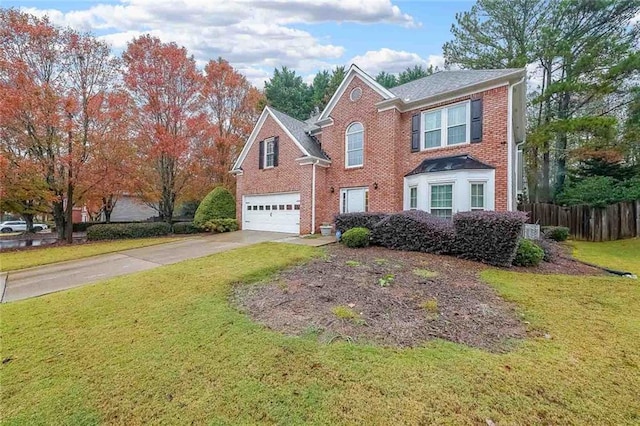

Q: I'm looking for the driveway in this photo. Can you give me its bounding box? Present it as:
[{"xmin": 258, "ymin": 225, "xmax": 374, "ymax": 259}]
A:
[{"xmin": 1, "ymin": 231, "xmax": 293, "ymax": 303}]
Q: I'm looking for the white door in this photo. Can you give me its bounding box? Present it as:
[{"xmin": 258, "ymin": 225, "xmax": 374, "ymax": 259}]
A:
[
  {"xmin": 340, "ymin": 188, "xmax": 368, "ymax": 213},
  {"xmin": 243, "ymin": 193, "xmax": 300, "ymax": 234}
]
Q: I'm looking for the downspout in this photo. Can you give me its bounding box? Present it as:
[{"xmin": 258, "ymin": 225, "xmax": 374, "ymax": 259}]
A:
[
  {"xmin": 507, "ymin": 76, "xmax": 526, "ymax": 211},
  {"xmin": 311, "ymin": 160, "xmax": 317, "ymax": 234}
]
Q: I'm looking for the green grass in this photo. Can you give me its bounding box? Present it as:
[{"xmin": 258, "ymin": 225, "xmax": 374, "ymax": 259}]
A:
[
  {"xmin": 571, "ymin": 238, "xmax": 640, "ymax": 275},
  {"xmin": 344, "ymin": 260, "xmax": 361, "ymax": 267},
  {"xmin": 0, "ymin": 237, "xmax": 184, "ymax": 272},
  {"xmin": 331, "ymin": 305, "xmax": 359, "ymax": 320},
  {"xmin": 1, "ymin": 242, "xmax": 639, "ymax": 424},
  {"xmin": 413, "ymin": 268, "xmax": 438, "ymax": 279}
]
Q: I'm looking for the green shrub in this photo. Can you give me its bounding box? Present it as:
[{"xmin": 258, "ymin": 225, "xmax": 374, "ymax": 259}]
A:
[
  {"xmin": 513, "ymin": 239, "xmax": 544, "ymax": 267},
  {"xmin": 542, "ymin": 226, "xmax": 570, "ymax": 242},
  {"xmin": 172, "ymin": 222, "xmax": 202, "ymax": 234},
  {"xmin": 87, "ymin": 222, "xmax": 171, "ymax": 240},
  {"xmin": 194, "ymin": 187, "xmax": 236, "ymax": 226},
  {"xmin": 341, "ymin": 227, "xmax": 370, "ymax": 248},
  {"xmin": 201, "ymin": 218, "xmax": 238, "ymax": 233}
]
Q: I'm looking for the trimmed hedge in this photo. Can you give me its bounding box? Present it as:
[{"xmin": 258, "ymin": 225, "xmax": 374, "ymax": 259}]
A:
[
  {"xmin": 372, "ymin": 210, "xmax": 454, "ymax": 254},
  {"xmin": 87, "ymin": 222, "xmax": 171, "ymax": 240},
  {"xmin": 542, "ymin": 226, "xmax": 570, "ymax": 242},
  {"xmin": 194, "ymin": 187, "xmax": 236, "ymax": 227},
  {"xmin": 201, "ymin": 218, "xmax": 238, "ymax": 233},
  {"xmin": 513, "ymin": 239, "xmax": 544, "ymax": 266},
  {"xmin": 172, "ymin": 222, "xmax": 202, "ymax": 234},
  {"xmin": 341, "ymin": 227, "xmax": 371, "ymax": 248},
  {"xmin": 453, "ymin": 211, "xmax": 528, "ymax": 266},
  {"xmin": 334, "ymin": 212, "xmax": 387, "ymax": 233},
  {"xmin": 537, "ymin": 238, "xmax": 560, "ymax": 262}
]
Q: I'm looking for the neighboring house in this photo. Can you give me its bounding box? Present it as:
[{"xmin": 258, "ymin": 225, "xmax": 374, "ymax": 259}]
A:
[
  {"xmin": 98, "ymin": 195, "xmax": 156, "ymax": 222},
  {"xmin": 231, "ymin": 65, "xmax": 527, "ymax": 235}
]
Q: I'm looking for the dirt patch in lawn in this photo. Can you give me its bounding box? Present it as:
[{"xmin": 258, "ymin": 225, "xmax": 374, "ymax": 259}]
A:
[{"xmin": 235, "ymin": 245, "xmax": 530, "ymax": 351}]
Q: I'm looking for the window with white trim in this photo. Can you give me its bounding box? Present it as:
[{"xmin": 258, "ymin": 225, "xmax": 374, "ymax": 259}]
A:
[
  {"xmin": 345, "ymin": 122, "xmax": 364, "ymax": 167},
  {"xmin": 430, "ymin": 184, "xmax": 453, "ymax": 219},
  {"xmin": 470, "ymin": 183, "xmax": 485, "ymax": 210},
  {"xmin": 265, "ymin": 139, "xmax": 275, "ymax": 168},
  {"xmin": 422, "ymin": 101, "xmax": 470, "ymax": 150},
  {"xmin": 409, "ymin": 186, "xmax": 418, "ymax": 210}
]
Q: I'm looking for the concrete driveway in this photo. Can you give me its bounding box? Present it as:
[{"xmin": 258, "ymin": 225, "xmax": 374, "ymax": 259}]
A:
[{"xmin": 1, "ymin": 231, "xmax": 293, "ymax": 303}]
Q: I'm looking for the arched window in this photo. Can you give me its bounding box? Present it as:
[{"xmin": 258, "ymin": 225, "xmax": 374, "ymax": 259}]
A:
[{"xmin": 345, "ymin": 122, "xmax": 364, "ymax": 167}]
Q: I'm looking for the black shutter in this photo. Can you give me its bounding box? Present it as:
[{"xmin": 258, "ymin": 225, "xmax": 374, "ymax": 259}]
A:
[
  {"xmin": 258, "ymin": 140, "xmax": 264, "ymax": 169},
  {"xmin": 411, "ymin": 113, "xmax": 420, "ymax": 152},
  {"xmin": 273, "ymin": 137, "xmax": 279, "ymax": 167},
  {"xmin": 470, "ymin": 98, "xmax": 483, "ymax": 143}
]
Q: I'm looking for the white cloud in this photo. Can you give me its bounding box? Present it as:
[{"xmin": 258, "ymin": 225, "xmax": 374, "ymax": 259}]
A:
[
  {"xmin": 349, "ymin": 48, "xmax": 444, "ymax": 76},
  {"xmin": 21, "ymin": 0, "xmax": 418, "ymax": 87}
]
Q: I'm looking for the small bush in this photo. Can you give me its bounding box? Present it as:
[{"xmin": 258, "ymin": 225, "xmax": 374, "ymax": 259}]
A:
[
  {"xmin": 453, "ymin": 211, "xmax": 528, "ymax": 266},
  {"xmin": 513, "ymin": 239, "xmax": 544, "ymax": 267},
  {"xmin": 201, "ymin": 218, "xmax": 238, "ymax": 233},
  {"xmin": 194, "ymin": 187, "xmax": 236, "ymax": 227},
  {"xmin": 87, "ymin": 222, "xmax": 171, "ymax": 240},
  {"xmin": 371, "ymin": 210, "xmax": 454, "ymax": 254},
  {"xmin": 341, "ymin": 227, "xmax": 371, "ymax": 248},
  {"xmin": 73, "ymin": 222, "xmax": 101, "ymax": 232},
  {"xmin": 172, "ymin": 222, "xmax": 202, "ymax": 234},
  {"xmin": 537, "ymin": 238, "xmax": 561, "ymax": 262},
  {"xmin": 542, "ymin": 226, "xmax": 570, "ymax": 242},
  {"xmin": 334, "ymin": 212, "xmax": 387, "ymax": 233}
]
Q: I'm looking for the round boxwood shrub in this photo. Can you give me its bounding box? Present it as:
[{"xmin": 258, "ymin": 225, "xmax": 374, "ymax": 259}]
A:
[
  {"xmin": 194, "ymin": 187, "xmax": 236, "ymax": 227},
  {"xmin": 172, "ymin": 222, "xmax": 202, "ymax": 234},
  {"xmin": 341, "ymin": 227, "xmax": 371, "ymax": 248},
  {"xmin": 513, "ymin": 239, "xmax": 544, "ymax": 267},
  {"xmin": 542, "ymin": 226, "xmax": 570, "ymax": 242}
]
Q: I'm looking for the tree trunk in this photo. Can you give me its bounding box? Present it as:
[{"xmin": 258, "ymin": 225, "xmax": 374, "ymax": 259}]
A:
[
  {"xmin": 65, "ymin": 181, "xmax": 74, "ymax": 243},
  {"xmin": 53, "ymin": 199, "xmax": 66, "ymax": 241},
  {"xmin": 23, "ymin": 214, "xmax": 34, "ymax": 233}
]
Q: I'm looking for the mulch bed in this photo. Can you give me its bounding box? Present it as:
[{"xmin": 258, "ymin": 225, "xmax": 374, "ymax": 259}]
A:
[{"xmin": 235, "ymin": 243, "xmax": 605, "ymax": 351}]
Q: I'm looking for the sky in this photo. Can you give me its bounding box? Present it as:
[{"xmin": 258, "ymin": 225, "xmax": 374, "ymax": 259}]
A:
[{"xmin": 2, "ymin": 0, "xmax": 476, "ymax": 87}]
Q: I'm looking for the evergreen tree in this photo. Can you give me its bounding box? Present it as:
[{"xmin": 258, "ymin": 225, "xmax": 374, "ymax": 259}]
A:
[
  {"xmin": 397, "ymin": 65, "xmax": 435, "ymax": 85},
  {"xmin": 310, "ymin": 70, "xmax": 331, "ymax": 112},
  {"xmin": 264, "ymin": 66, "xmax": 313, "ymax": 120},
  {"xmin": 375, "ymin": 71, "xmax": 398, "ymax": 89}
]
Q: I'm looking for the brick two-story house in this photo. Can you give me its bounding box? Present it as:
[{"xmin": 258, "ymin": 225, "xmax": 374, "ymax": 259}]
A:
[{"xmin": 231, "ymin": 65, "xmax": 526, "ymax": 234}]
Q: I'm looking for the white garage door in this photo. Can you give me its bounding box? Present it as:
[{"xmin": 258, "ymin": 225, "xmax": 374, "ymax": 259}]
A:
[{"xmin": 243, "ymin": 193, "xmax": 300, "ymax": 234}]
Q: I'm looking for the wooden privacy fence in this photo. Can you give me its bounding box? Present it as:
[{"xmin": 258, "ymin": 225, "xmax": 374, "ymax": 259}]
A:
[{"xmin": 518, "ymin": 201, "xmax": 640, "ymax": 242}]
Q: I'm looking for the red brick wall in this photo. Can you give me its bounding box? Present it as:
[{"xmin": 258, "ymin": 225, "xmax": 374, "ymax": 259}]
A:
[
  {"xmin": 314, "ymin": 81, "xmax": 510, "ymax": 226},
  {"xmin": 314, "ymin": 76, "xmax": 400, "ymax": 227},
  {"xmin": 235, "ymin": 114, "xmax": 313, "ymax": 234},
  {"xmin": 396, "ymin": 85, "xmax": 509, "ymax": 211},
  {"xmin": 235, "ymin": 81, "xmax": 511, "ymax": 234}
]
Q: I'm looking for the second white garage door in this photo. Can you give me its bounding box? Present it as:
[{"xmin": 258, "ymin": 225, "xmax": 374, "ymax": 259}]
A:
[{"xmin": 243, "ymin": 193, "xmax": 300, "ymax": 234}]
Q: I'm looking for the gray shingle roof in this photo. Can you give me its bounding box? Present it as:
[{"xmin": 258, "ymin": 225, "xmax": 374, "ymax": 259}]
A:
[
  {"xmin": 269, "ymin": 107, "xmax": 329, "ymax": 160},
  {"xmin": 405, "ymin": 154, "xmax": 494, "ymax": 177},
  {"xmin": 389, "ymin": 69, "xmax": 523, "ymax": 103}
]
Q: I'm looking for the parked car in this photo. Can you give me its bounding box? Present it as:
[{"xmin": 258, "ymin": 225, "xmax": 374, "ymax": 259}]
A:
[{"xmin": 0, "ymin": 220, "xmax": 49, "ymax": 233}]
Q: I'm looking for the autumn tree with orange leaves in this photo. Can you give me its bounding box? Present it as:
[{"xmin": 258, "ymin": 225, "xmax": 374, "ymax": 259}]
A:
[
  {"xmin": 122, "ymin": 35, "xmax": 206, "ymax": 223},
  {"xmin": 0, "ymin": 9, "xmax": 122, "ymax": 241},
  {"xmin": 198, "ymin": 58, "xmax": 263, "ymax": 194}
]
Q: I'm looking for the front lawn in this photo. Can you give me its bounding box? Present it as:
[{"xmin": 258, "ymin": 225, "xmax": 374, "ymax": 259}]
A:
[
  {"xmin": 0, "ymin": 237, "xmax": 184, "ymax": 272},
  {"xmin": 1, "ymin": 242, "xmax": 639, "ymax": 424},
  {"xmin": 571, "ymin": 238, "xmax": 640, "ymax": 275}
]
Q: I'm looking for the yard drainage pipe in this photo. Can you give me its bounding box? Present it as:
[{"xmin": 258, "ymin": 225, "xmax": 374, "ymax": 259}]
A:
[{"xmin": 574, "ymin": 259, "xmax": 637, "ymax": 279}]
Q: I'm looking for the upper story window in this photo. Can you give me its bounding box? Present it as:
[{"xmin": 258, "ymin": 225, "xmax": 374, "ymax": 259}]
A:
[
  {"xmin": 345, "ymin": 122, "xmax": 364, "ymax": 167},
  {"xmin": 421, "ymin": 101, "xmax": 470, "ymax": 150},
  {"xmin": 350, "ymin": 87, "xmax": 362, "ymax": 101},
  {"xmin": 265, "ymin": 138, "xmax": 275, "ymax": 168}
]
